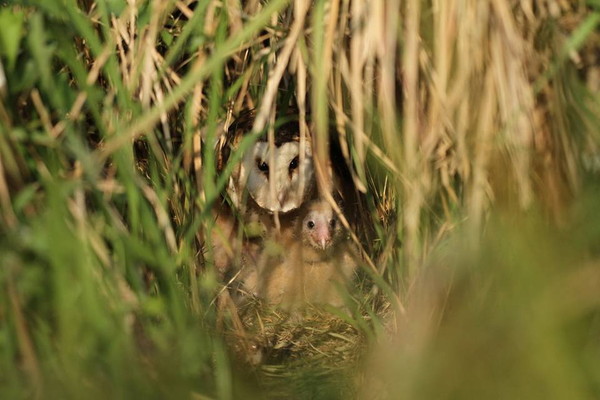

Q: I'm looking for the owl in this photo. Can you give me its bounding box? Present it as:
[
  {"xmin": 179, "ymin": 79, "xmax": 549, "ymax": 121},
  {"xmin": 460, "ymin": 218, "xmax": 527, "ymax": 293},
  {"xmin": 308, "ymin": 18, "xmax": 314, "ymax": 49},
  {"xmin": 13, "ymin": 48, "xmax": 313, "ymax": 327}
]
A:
[
  {"xmin": 241, "ymin": 198, "xmax": 358, "ymax": 309},
  {"xmin": 210, "ymin": 109, "xmax": 316, "ymax": 277},
  {"xmin": 217, "ymin": 109, "xmax": 315, "ymax": 214}
]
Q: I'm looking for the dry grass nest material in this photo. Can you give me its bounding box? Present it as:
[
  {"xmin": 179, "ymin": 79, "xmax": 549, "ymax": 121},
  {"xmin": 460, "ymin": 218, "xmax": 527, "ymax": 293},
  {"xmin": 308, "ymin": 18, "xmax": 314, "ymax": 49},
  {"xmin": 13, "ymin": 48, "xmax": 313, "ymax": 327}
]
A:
[
  {"xmin": 226, "ymin": 296, "xmax": 368, "ymax": 371},
  {"xmin": 223, "ymin": 296, "xmax": 373, "ymax": 397}
]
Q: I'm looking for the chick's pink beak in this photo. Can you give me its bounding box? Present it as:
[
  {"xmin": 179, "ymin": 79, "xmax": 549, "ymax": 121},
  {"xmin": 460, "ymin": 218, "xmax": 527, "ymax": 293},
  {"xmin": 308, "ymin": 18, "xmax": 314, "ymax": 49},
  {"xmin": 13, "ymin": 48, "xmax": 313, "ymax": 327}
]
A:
[{"xmin": 314, "ymin": 225, "xmax": 331, "ymax": 250}]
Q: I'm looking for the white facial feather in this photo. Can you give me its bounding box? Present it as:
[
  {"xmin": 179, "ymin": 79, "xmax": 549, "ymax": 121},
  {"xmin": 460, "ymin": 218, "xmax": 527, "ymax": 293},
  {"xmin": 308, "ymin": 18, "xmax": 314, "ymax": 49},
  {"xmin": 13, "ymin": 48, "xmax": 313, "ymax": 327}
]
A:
[{"xmin": 235, "ymin": 141, "xmax": 314, "ymax": 213}]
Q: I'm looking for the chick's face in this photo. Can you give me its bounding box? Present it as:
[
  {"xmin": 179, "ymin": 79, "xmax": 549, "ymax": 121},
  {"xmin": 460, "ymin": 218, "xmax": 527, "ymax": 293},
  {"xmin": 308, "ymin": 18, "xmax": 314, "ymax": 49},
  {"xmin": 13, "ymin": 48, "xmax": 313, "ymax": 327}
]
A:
[{"xmin": 301, "ymin": 203, "xmax": 340, "ymax": 251}]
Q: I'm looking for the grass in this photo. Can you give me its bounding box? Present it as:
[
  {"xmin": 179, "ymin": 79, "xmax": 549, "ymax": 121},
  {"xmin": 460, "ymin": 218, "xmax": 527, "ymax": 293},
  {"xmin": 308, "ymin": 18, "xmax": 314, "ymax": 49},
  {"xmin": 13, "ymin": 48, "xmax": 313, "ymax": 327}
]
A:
[{"xmin": 1, "ymin": 0, "xmax": 600, "ymax": 398}]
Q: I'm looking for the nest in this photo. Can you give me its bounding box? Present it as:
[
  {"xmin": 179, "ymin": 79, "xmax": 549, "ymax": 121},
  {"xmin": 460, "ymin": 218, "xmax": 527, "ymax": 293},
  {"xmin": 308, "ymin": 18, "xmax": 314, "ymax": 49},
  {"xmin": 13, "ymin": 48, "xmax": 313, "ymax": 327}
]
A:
[{"xmin": 222, "ymin": 295, "xmax": 369, "ymax": 397}]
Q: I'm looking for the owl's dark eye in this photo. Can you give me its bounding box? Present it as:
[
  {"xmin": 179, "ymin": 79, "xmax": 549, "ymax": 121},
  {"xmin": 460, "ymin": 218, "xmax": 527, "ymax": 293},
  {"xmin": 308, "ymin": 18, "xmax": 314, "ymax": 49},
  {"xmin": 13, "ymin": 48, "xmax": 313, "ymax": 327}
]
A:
[
  {"xmin": 256, "ymin": 159, "xmax": 269, "ymax": 175},
  {"xmin": 307, "ymin": 220, "xmax": 315, "ymax": 229},
  {"xmin": 329, "ymin": 219, "xmax": 336, "ymax": 229},
  {"xmin": 288, "ymin": 156, "xmax": 299, "ymax": 174}
]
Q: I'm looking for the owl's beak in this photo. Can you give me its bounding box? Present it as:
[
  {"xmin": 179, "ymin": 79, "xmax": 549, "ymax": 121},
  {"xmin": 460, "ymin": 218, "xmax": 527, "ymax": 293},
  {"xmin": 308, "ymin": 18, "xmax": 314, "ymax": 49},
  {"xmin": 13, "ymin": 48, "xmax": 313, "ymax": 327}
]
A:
[{"xmin": 277, "ymin": 191, "xmax": 287, "ymax": 207}]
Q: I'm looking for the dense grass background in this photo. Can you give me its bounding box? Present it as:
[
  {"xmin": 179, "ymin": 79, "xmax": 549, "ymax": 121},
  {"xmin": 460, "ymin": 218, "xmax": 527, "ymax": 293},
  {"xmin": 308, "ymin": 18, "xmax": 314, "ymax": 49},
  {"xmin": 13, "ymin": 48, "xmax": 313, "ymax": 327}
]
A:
[{"xmin": 1, "ymin": 0, "xmax": 600, "ymax": 398}]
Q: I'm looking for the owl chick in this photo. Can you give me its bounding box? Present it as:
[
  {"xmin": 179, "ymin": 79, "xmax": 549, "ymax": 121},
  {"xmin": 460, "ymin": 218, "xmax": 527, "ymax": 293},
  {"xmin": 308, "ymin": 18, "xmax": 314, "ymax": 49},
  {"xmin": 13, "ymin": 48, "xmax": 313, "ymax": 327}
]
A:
[{"xmin": 242, "ymin": 199, "xmax": 358, "ymax": 310}]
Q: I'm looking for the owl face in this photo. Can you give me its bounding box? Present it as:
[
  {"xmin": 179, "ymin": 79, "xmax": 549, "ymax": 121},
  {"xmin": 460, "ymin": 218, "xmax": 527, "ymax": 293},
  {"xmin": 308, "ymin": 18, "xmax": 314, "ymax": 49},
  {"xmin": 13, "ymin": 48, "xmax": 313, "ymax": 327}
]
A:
[
  {"xmin": 220, "ymin": 109, "xmax": 316, "ymax": 214},
  {"xmin": 235, "ymin": 141, "xmax": 314, "ymax": 213}
]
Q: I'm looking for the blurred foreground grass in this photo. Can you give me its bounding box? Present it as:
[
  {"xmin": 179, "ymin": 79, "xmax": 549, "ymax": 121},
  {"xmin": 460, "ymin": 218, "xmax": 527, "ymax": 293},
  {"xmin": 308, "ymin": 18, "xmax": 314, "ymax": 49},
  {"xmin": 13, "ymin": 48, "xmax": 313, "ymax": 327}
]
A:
[
  {"xmin": 1, "ymin": 1, "xmax": 600, "ymax": 399},
  {"xmin": 369, "ymin": 191, "xmax": 600, "ymax": 399}
]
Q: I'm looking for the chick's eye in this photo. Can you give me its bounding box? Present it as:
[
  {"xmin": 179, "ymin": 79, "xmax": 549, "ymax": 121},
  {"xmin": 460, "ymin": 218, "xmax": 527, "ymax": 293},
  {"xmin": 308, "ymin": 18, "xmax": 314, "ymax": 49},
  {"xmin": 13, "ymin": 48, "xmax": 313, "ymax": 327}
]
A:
[
  {"xmin": 307, "ymin": 220, "xmax": 315, "ymax": 229},
  {"xmin": 288, "ymin": 156, "xmax": 299, "ymax": 172},
  {"xmin": 329, "ymin": 219, "xmax": 337, "ymax": 229},
  {"xmin": 256, "ymin": 159, "xmax": 269, "ymax": 173}
]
